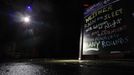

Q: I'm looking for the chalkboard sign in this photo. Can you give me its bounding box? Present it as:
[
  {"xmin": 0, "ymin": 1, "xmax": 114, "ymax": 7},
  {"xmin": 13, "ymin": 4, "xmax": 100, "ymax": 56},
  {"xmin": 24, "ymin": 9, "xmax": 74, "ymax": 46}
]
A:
[{"xmin": 81, "ymin": 0, "xmax": 134, "ymax": 56}]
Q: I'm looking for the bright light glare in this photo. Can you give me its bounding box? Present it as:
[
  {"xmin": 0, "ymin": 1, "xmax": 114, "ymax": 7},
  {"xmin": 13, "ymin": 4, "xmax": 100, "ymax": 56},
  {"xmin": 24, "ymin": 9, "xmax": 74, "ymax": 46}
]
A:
[
  {"xmin": 22, "ymin": 16, "xmax": 30, "ymax": 23},
  {"xmin": 28, "ymin": 6, "xmax": 31, "ymax": 9}
]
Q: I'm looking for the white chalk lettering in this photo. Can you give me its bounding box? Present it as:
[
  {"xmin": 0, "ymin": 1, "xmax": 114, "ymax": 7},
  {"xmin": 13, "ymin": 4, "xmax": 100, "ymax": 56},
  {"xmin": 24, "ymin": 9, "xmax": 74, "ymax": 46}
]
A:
[
  {"xmin": 91, "ymin": 31, "xmax": 99, "ymax": 36},
  {"xmin": 94, "ymin": 34, "xmax": 119, "ymax": 41},
  {"xmin": 104, "ymin": 8, "xmax": 123, "ymax": 20},
  {"xmin": 104, "ymin": 18, "xmax": 122, "ymax": 29},
  {"xmin": 101, "ymin": 37, "xmax": 128, "ymax": 48},
  {"xmin": 93, "ymin": 21, "xmax": 108, "ymax": 30},
  {"xmin": 85, "ymin": 5, "xmax": 113, "ymax": 22},
  {"xmin": 85, "ymin": 18, "xmax": 96, "ymax": 28},
  {"xmin": 99, "ymin": 25, "xmax": 127, "ymax": 36},
  {"xmin": 88, "ymin": 41, "xmax": 100, "ymax": 48}
]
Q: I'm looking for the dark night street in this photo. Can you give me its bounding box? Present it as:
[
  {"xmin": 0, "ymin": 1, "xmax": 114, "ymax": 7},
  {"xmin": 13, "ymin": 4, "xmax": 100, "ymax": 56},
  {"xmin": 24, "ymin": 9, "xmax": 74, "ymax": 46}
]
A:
[{"xmin": 0, "ymin": 0, "xmax": 134, "ymax": 75}]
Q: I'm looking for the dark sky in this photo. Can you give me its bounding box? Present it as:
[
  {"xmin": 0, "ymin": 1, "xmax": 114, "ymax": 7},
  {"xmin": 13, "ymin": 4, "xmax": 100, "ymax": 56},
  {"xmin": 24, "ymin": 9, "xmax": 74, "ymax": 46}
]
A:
[{"xmin": 0, "ymin": 0, "xmax": 83, "ymax": 59}]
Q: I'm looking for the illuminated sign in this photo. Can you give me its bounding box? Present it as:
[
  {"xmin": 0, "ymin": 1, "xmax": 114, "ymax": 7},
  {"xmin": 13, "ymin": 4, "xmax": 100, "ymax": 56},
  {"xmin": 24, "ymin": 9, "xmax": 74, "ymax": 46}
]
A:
[{"xmin": 81, "ymin": 0, "xmax": 130, "ymax": 55}]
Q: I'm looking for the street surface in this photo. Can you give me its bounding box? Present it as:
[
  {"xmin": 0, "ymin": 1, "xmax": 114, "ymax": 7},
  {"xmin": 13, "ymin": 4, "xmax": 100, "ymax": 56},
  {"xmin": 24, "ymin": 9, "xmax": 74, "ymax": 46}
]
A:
[{"xmin": 0, "ymin": 59, "xmax": 134, "ymax": 75}]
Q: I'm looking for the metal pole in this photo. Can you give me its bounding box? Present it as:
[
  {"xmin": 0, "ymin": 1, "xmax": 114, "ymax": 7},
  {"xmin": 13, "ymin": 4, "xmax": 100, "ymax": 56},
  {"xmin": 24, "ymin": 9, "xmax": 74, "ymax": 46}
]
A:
[{"xmin": 79, "ymin": 23, "xmax": 84, "ymax": 60}]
